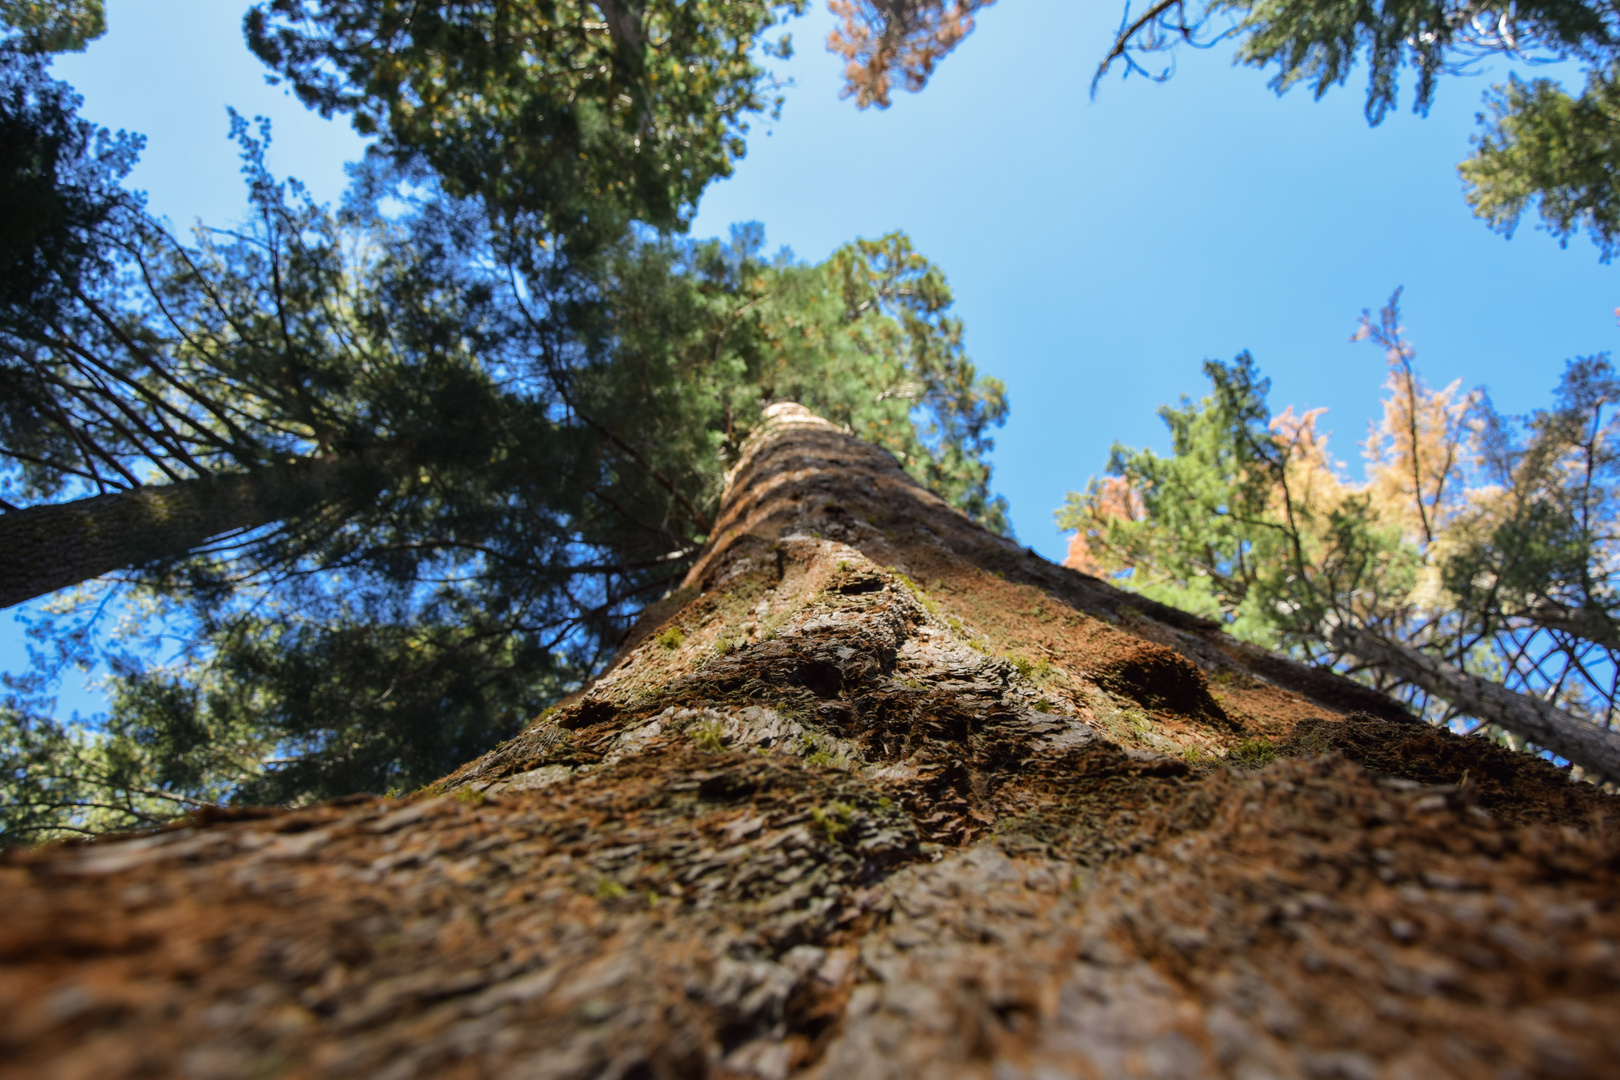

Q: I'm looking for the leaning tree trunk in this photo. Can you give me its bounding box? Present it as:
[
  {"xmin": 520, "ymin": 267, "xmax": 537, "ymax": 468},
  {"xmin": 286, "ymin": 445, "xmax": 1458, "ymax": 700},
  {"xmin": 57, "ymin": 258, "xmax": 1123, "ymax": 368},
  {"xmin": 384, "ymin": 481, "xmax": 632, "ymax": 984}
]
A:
[
  {"xmin": 0, "ymin": 449, "xmax": 394, "ymax": 609},
  {"xmin": 3, "ymin": 404, "xmax": 1617, "ymax": 1079},
  {"xmin": 1327, "ymin": 621, "xmax": 1620, "ymax": 784}
]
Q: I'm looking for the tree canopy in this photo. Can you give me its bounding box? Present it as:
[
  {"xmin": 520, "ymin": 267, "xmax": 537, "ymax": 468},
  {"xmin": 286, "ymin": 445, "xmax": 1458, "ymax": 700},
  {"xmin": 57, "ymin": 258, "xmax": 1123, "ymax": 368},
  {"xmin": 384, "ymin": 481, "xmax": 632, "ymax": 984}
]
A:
[
  {"xmin": 1059, "ymin": 292, "xmax": 1620, "ymax": 779},
  {"xmin": 824, "ymin": 0, "xmax": 1620, "ymax": 258},
  {"xmin": 246, "ymin": 0, "xmax": 806, "ymax": 248},
  {"xmin": 6, "ymin": 0, "xmax": 1612, "ymax": 838},
  {"xmin": 0, "ymin": 0, "xmax": 104, "ymax": 53},
  {"xmin": 0, "ymin": 5, "xmax": 1010, "ymax": 838},
  {"xmin": 1092, "ymin": 0, "xmax": 1620, "ymax": 256}
]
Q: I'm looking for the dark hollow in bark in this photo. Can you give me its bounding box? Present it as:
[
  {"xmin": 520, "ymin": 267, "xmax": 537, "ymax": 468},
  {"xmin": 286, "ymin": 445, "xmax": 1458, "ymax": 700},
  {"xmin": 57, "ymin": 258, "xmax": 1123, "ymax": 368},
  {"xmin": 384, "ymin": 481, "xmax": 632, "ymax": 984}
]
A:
[
  {"xmin": 0, "ymin": 451, "xmax": 389, "ymax": 609},
  {"xmin": 2, "ymin": 404, "xmax": 1617, "ymax": 1079}
]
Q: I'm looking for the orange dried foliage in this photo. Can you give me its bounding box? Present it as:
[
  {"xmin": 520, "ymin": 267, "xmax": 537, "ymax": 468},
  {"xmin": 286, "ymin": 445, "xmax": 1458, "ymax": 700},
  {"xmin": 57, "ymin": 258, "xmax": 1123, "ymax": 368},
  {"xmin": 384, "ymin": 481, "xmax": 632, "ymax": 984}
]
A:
[
  {"xmin": 828, "ymin": 0, "xmax": 992, "ymax": 108},
  {"xmin": 1063, "ymin": 475, "xmax": 1142, "ymax": 575},
  {"xmin": 1269, "ymin": 403, "xmax": 1356, "ymax": 523},
  {"xmin": 1357, "ymin": 314, "xmax": 1477, "ymax": 547}
]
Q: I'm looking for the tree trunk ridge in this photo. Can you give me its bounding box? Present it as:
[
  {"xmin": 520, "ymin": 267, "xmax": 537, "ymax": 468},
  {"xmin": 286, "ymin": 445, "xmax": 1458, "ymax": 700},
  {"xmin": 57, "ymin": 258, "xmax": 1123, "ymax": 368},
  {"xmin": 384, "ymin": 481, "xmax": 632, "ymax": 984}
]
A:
[{"xmin": 3, "ymin": 403, "xmax": 1617, "ymax": 1078}]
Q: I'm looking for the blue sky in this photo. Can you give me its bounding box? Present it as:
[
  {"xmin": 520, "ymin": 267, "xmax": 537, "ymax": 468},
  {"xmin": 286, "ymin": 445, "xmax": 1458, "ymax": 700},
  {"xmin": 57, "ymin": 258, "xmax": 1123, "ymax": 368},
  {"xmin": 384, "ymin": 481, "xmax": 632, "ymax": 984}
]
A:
[{"xmin": 9, "ymin": 0, "xmax": 1617, "ymax": 711}]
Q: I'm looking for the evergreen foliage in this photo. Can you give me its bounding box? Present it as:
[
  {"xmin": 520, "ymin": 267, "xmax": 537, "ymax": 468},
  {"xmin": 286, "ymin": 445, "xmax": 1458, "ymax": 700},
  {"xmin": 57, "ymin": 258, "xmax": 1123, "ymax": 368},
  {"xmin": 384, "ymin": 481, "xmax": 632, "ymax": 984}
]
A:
[
  {"xmin": 1462, "ymin": 65, "xmax": 1620, "ymax": 258},
  {"xmin": 1090, "ymin": 0, "xmax": 1620, "ymax": 255},
  {"xmin": 0, "ymin": 0, "xmax": 104, "ymax": 54},
  {"xmin": 245, "ymin": 0, "xmax": 807, "ymax": 248},
  {"xmin": 0, "ymin": 36, "xmax": 1007, "ymax": 838},
  {"xmin": 822, "ymin": 0, "xmax": 1620, "ymax": 256},
  {"xmin": 0, "ymin": 47, "xmax": 136, "ymax": 347},
  {"xmin": 1059, "ymin": 292, "xmax": 1620, "ymax": 765}
]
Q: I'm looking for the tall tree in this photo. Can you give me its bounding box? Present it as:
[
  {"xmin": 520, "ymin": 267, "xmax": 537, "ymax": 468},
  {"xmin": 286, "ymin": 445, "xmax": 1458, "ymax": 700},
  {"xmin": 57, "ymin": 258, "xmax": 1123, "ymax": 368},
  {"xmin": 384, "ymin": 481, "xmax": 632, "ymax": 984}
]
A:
[
  {"xmin": 1, "ymin": 0, "xmax": 844, "ymax": 609},
  {"xmin": 1, "ymin": 0, "xmax": 1006, "ymax": 604},
  {"xmin": 0, "ymin": 106, "xmax": 534, "ymax": 611},
  {"xmin": 4, "ymin": 404, "xmax": 1617, "ymax": 1077},
  {"xmin": 246, "ymin": 0, "xmax": 808, "ymax": 248},
  {"xmin": 1, "ymin": 130, "xmax": 1010, "ymax": 834},
  {"xmin": 1058, "ymin": 294, "xmax": 1620, "ymax": 781}
]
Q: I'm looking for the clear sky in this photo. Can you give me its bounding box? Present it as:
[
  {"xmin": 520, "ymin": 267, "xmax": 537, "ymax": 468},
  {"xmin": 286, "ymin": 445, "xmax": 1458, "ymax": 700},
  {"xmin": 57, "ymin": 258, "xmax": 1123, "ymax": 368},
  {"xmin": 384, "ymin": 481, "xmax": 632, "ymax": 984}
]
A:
[{"xmin": 9, "ymin": 0, "xmax": 1617, "ymax": 711}]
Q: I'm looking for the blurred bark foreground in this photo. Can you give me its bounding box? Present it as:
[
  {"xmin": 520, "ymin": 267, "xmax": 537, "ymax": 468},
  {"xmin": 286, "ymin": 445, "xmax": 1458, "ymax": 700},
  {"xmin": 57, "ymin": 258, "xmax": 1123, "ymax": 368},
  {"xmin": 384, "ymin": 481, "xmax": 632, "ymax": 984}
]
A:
[{"xmin": 4, "ymin": 403, "xmax": 1619, "ymax": 1079}]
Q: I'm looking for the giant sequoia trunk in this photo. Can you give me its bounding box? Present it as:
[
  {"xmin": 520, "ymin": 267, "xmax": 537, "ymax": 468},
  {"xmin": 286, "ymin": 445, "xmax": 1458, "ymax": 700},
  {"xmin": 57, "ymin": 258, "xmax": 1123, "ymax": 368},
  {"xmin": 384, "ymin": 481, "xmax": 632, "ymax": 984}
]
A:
[
  {"xmin": 3, "ymin": 404, "xmax": 1618, "ymax": 1078},
  {"xmin": 0, "ymin": 450, "xmax": 394, "ymax": 609}
]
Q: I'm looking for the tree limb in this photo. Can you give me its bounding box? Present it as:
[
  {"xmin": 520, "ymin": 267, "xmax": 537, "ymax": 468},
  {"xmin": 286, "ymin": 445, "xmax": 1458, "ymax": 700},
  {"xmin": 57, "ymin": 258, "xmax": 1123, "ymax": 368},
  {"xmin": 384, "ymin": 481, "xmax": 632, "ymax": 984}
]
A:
[
  {"xmin": 0, "ymin": 449, "xmax": 402, "ymax": 609},
  {"xmin": 1326, "ymin": 620, "xmax": 1620, "ymax": 782}
]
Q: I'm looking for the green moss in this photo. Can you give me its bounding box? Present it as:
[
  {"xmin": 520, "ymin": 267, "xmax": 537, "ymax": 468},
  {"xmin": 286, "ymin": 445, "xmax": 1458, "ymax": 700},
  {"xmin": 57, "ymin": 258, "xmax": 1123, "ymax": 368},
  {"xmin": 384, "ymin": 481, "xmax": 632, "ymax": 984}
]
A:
[
  {"xmin": 802, "ymin": 731, "xmax": 853, "ymax": 770},
  {"xmin": 593, "ymin": 878, "xmax": 629, "ymax": 901},
  {"xmin": 453, "ymin": 786, "xmax": 486, "ymax": 805},
  {"xmin": 1226, "ymin": 738, "xmax": 1276, "ymax": 769},
  {"xmin": 688, "ymin": 717, "xmax": 726, "ymax": 753},
  {"xmin": 810, "ymin": 801, "xmax": 855, "ymax": 842},
  {"xmin": 892, "ymin": 571, "xmax": 941, "ymax": 615},
  {"xmin": 1122, "ymin": 708, "xmax": 1152, "ymax": 734},
  {"xmin": 656, "ymin": 625, "xmax": 686, "ymax": 650}
]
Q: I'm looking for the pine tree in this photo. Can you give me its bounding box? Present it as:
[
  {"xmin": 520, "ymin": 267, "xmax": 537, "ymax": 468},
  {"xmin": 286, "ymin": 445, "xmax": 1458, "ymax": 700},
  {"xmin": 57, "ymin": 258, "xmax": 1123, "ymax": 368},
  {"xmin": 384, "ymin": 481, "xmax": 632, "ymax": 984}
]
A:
[
  {"xmin": 1058, "ymin": 293, "xmax": 1620, "ymax": 782},
  {"xmin": 1, "ymin": 80, "xmax": 1010, "ymax": 834},
  {"xmin": 245, "ymin": 0, "xmax": 809, "ymax": 248}
]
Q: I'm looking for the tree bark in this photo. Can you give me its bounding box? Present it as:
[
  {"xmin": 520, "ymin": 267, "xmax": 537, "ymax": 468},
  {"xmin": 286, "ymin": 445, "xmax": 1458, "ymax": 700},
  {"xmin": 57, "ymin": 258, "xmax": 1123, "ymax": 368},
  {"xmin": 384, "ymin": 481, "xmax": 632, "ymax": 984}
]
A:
[
  {"xmin": 3, "ymin": 404, "xmax": 1617, "ymax": 1079},
  {"xmin": 1327, "ymin": 621, "xmax": 1620, "ymax": 782},
  {"xmin": 0, "ymin": 450, "xmax": 393, "ymax": 609}
]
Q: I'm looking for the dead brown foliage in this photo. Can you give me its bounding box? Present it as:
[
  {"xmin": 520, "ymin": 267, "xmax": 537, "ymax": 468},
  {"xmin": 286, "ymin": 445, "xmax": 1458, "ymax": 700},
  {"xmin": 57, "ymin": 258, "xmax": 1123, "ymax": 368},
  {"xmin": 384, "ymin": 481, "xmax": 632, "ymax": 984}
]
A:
[{"xmin": 828, "ymin": 0, "xmax": 992, "ymax": 108}]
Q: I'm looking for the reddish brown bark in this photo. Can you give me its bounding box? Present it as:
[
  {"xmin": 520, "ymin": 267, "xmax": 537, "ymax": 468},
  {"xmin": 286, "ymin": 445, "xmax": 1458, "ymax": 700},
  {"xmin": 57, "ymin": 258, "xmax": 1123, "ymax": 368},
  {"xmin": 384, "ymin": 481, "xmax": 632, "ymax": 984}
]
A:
[{"xmin": 2, "ymin": 404, "xmax": 1617, "ymax": 1079}]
